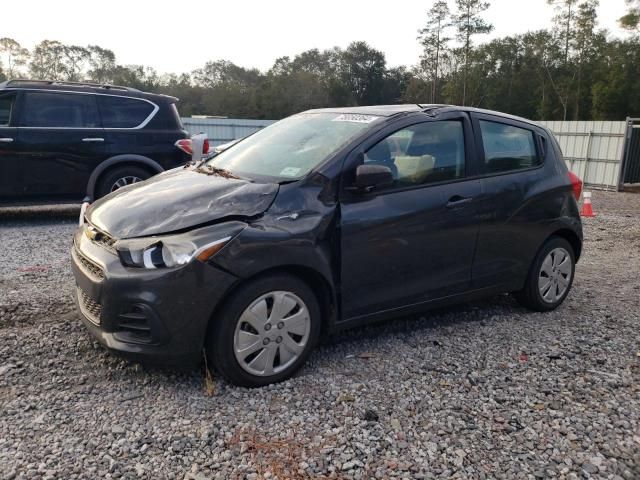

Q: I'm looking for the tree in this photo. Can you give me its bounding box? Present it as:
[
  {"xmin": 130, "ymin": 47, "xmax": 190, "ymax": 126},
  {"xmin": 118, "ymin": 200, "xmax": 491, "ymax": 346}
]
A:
[
  {"xmin": 61, "ymin": 45, "xmax": 90, "ymax": 81},
  {"xmin": 335, "ymin": 42, "xmax": 387, "ymax": 105},
  {"xmin": 87, "ymin": 45, "xmax": 116, "ymax": 83},
  {"xmin": 547, "ymin": 0, "xmax": 579, "ymax": 64},
  {"xmin": 0, "ymin": 38, "xmax": 30, "ymax": 78},
  {"xmin": 29, "ymin": 40, "xmax": 66, "ymax": 80},
  {"xmin": 453, "ymin": 0, "xmax": 493, "ymax": 105},
  {"xmin": 572, "ymin": 1, "xmax": 600, "ymax": 118},
  {"xmin": 619, "ymin": 0, "xmax": 640, "ymax": 31},
  {"xmin": 418, "ymin": 1, "xmax": 452, "ymax": 103}
]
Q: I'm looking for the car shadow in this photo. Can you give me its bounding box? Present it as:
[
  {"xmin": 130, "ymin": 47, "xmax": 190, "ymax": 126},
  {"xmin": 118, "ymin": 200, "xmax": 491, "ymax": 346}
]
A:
[{"xmin": 318, "ymin": 293, "xmax": 522, "ymax": 349}]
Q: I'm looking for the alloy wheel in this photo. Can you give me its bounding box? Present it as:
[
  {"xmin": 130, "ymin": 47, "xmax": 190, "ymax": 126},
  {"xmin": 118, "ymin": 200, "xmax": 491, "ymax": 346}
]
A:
[
  {"xmin": 233, "ymin": 291, "xmax": 311, "ymax": 377},
  {"xmin": 110, "ymin": 176, "xmax": 142, "ymax": 192}
]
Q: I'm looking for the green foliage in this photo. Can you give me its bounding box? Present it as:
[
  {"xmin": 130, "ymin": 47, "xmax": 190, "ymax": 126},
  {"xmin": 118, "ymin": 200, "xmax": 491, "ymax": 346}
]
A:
[
  {"xmin": 418, "ymin": 0, "xmax": 452, "ymax": 102},
  {"xmin": 619, "ymin": 0, "xmax": 640, "ymax": 31}
]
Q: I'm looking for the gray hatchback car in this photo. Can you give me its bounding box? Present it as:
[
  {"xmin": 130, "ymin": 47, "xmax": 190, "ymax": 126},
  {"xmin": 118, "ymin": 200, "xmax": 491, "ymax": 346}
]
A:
[{"xmin": 71, "ymin": 105, "xmax": 583, "ymax": 387}]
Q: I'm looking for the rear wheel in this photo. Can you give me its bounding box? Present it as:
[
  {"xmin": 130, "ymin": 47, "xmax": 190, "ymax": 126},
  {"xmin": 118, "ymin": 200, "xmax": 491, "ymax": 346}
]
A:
[
  {"xmin": 207, "ymin": 274, "xmax": 321, "ymax": 387},
  {"xmin": 514, "ymin": 236, "xmax": 575, "ymax": 311},
  {"xmin": 96, "ymin": 165, "xmax": 152, "ymax": 199}
]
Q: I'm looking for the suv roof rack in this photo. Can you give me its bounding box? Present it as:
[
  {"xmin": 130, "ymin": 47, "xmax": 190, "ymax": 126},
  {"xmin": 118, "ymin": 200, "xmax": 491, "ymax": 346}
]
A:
[{"xmin": 1, "ymin": 79, "xmax": 141, "ymax": 92}]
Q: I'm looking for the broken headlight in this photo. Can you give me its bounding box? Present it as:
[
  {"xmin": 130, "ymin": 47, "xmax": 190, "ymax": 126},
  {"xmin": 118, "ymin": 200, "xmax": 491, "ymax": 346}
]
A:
[{"xmin": 115, "ymin": 222, "xmax": 246, "ymax": 269}]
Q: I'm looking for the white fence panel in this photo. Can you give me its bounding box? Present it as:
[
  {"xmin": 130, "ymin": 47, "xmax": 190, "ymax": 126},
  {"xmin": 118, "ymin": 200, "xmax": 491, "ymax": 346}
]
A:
[
  {"xmin": 181, "ymin": 118, "xmax": 276, "ymax": 147},
  {"xmin": 538, "ymin": 120, "xmax": 626, "ymax": 189}
]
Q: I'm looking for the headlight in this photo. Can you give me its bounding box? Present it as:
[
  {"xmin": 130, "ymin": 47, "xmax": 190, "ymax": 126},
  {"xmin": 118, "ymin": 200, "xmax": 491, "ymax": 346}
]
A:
[{"xmin": 115, "ymin": 222, "xmax": 245, "ymax": 269}]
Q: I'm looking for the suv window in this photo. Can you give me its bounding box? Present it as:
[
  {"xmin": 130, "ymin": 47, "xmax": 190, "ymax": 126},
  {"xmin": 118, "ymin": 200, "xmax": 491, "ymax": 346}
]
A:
[
  {"xmin": 21, "ymin": 92, "xmax": 101, "ymax": 128},
  {"xmin": 479, "ymin": 120, "xmax": 539, "ymax": 173},
  {"xmin": 98, "ymin": 96, "xmax": 155, "ymax": 128},
  {"xmin": 0, "ymin": 94, "xmax": 15, "ymax": 126},
  {"xmin": 364, "ymin": 121, "xmax": 465, "ymax": 188}
]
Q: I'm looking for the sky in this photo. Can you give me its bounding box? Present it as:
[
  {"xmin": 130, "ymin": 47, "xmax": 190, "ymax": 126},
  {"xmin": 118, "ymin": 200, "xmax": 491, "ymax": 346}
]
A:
[{"xmin": 2, "ymin": 0, "xmax": 632, "ymax": 74}]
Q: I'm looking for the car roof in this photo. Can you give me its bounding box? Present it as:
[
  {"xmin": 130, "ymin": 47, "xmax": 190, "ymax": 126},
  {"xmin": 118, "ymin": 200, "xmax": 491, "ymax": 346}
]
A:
[
  {"xmin": 0, "ymin": 79, "xmax": 177, "ymax": 103},
  {"xmin": 305, "ymin": 104, "xmax": 430, "ymax": 117},
  {"xmin": 303, "ymin": 104, "xmax": 542, "ymax": 128}
]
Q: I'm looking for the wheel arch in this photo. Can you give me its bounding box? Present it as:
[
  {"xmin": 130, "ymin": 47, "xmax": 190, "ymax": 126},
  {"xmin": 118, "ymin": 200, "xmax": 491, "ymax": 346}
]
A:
[
  {"xmin": 549, "ymin": 228, "xmax": 582, "ymax": 262},
  {"xmin": 86, "ymin": 155, "xmax": 164, "ymax": 200},
  {"xmin": 205, "ymin": 264, "xmax": 337, "ymax": 343}
]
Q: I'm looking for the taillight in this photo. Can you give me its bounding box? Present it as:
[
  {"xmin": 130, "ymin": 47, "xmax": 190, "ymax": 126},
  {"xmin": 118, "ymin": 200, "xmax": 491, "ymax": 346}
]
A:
[
  {"xmin": 568, "ymin": 171, "xmax": 583, "ymax": 200},
  {"xmin": 175, "ymin": 138, "xmax": 210, "ymax": 155}
]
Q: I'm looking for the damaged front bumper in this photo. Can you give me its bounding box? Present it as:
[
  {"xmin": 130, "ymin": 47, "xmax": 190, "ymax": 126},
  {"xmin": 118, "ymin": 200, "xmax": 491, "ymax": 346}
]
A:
[{"xmin": 70, "ymin": 228, "xmax": 238, "ymax": 365}]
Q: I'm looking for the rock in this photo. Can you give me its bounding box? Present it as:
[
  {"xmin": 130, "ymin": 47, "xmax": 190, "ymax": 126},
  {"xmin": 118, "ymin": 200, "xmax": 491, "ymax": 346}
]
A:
[
  {"xmin": 363, "ymin": 409, "xmax": 379, "ymax": 422},
  {"xmin": 582, "ymin": 463, "xmax": 599, "ymax": 474},
  {"xmin": 0, "ymin": 364, "xmax": 16, "ymax": 375}
]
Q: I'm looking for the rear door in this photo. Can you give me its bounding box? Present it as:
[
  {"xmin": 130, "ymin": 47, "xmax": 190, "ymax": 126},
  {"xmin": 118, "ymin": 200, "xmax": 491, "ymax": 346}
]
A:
[
  {"xmin": 16, "ymin": 91, "xmax": 105, "ymax": 198},
  {"xmin": 339, "ymin": 114, "xmax": 482, "ymax": 321},
  {"xmin": 469, "ymin": 113, "xmax": 546, "ymax": 290},
  {"xmin": 0, "ymin": 91, "xmax": 20, "ymax": 197}
]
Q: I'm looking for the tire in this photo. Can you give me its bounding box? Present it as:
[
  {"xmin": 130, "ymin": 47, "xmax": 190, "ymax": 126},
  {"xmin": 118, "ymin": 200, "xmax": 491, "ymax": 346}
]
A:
[
  {"xmin": 207, "ymin": 274, "xmax": 322, "ymax": 387},
  {"xmin": 514, "ymin": 236, "xmax": 576, "ymax": 312},
  {"xmin": 95, "ymin": 165, "xmax": 152, "ymax": 199}
]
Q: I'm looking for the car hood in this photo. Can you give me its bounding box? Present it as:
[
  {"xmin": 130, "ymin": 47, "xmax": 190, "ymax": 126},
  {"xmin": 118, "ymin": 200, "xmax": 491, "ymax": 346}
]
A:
[{"xmin": 87, "ymin": 168, "xmax": 279, "ymax": 238}]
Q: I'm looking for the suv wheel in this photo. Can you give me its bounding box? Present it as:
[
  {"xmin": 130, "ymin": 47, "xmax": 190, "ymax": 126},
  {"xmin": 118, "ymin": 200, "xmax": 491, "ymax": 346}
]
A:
[
  {"xmin": 207, "ymin": 274, "xmax": 321, "ymax": 387},
  {"xmin": 514, "ymin": 236, "xmax": 575, "ymax": 312},
  {"xmin": 96, "ymin": 166, "xmax": 152, "ymax": 198}
]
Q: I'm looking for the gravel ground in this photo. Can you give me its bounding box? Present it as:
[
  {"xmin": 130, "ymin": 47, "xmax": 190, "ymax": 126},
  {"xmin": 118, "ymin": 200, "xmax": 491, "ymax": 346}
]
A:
[{"xmin": 0, "ymin": 191, "xmax": 639, "ymax": 479}]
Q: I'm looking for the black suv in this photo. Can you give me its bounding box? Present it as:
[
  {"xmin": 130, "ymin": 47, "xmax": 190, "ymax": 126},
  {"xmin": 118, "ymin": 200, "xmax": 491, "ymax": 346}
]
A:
[
  {"xmin": 0, "ymin": 80, "xmax": 190, "ymax": 201},
  {"xmin": 71, "ymin": 105, "xmax": 583, "ymax": 387}
]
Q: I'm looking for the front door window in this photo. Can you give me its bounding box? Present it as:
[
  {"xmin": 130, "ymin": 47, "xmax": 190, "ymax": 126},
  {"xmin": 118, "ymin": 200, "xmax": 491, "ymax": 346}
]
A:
[{"xmin": 363, "ymin": 120, "xmax": 466, "ymax": 188}]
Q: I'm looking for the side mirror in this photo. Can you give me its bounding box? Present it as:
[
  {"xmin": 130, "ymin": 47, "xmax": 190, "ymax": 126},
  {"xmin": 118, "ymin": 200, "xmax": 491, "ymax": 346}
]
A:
[{"xmin": 354, "ymin": 164, "xmax": 394, "ymax": 191}]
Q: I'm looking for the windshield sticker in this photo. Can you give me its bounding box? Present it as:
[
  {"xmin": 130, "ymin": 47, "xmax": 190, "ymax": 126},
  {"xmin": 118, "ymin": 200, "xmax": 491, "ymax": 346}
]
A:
[
  {"xmin": 332, "ymin": 114, "xmax": 379, "ymax": 124},
  {"xmin": 280, "ymin": 167, "xmax": 302, "ymax": 177}
]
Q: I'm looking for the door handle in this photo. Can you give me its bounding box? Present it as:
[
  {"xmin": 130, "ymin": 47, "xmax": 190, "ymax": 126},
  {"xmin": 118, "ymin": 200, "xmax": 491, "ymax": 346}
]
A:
[
  {"xmin": 0, "ymin": 138, "xmax": 14, "ymax": 143},
  {"xmin": 82, "ymin": 137, "xmax": 104, "ymax": 142},
  {"xmin": 446, "ymin": 195, "xmax": 473, "ymax": 208}
]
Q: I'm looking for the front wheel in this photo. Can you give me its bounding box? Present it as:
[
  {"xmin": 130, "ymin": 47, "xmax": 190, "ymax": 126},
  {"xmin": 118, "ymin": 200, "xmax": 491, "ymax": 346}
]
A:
[
  {"xmin": 207, "ymin": 274, "xmax": 321, "ymax": 387},
  {"xmin": 96, "ymin": 165, "xmax": 151, "ymax": 199},
  {"xmin": 514, "ymin": 236, "xmax": 576, "ymax": 312}
]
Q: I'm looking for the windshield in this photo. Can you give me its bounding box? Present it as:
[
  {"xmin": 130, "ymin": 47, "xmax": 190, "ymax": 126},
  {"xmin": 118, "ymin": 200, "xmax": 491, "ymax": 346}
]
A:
[{"xmin": 206, "ymin": 112, "xmax": 382, "ymax": 181}]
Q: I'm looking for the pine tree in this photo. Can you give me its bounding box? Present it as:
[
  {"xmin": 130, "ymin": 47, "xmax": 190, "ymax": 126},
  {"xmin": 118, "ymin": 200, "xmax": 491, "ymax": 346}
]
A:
[
  {"xmin": 453, "ymin": 0, "xmax": 493, "ymax": 105},
  {"xmin": 418, "ymin": 1, "xmax": 452, "ymax": 103}
]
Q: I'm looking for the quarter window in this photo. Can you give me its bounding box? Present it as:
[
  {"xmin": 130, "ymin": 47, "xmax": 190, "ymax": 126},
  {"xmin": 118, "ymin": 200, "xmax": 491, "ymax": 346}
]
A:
[
  {"xmin": 364, "ymin": 121, "xmax": 466, "ymax": 188},
  {"xmin": 20, "ymin": 92, "xmax": 101, "ymax": 128},
  {"xmin": 479, "ymin": 120, "xmax": 539, "ymax": 173},
  {"xmin": 98, "ymin": 96, "xmax": 155, "ymax": 128},
  {"xmin": 0, "ymin": 94, "xmax": 15, "ymax": 126}
]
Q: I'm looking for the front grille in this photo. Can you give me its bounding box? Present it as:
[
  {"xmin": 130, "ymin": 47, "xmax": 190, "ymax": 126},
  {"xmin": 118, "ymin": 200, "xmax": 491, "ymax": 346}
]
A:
[
  {"xmin": 78, "ymin": 288, "xmax": 102, "ymax": 325},
  {"xmin": 75, "ymin": 248, "xmax": 105, "ymax": 281}
]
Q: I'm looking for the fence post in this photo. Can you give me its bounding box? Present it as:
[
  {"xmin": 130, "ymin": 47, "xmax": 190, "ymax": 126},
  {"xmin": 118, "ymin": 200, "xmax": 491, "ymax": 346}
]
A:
[
  {"xmin": 618, "ymin": 117, "xmax": 634, "ymax": 192},
  {"xmin": 583, "ymin": 131, "xmax": 593, "ymax": 186}
]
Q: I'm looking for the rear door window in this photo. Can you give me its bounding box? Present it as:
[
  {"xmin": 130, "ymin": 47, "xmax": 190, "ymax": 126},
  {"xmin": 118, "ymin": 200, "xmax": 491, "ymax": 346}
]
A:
[
  {"xmin": 98, "ymin": 96, "xmax": 155, "ymax": 128},
  {"xmin": 20, "ymin": 92, "xmax": 101, "ymax": 128},
  {"xmin": 0, "ymin": 94, "xmax": 16, "ymax": 126},
  {"xmin": 479, "ymin": 120, "xmax": 539, "ymax": 173}
]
